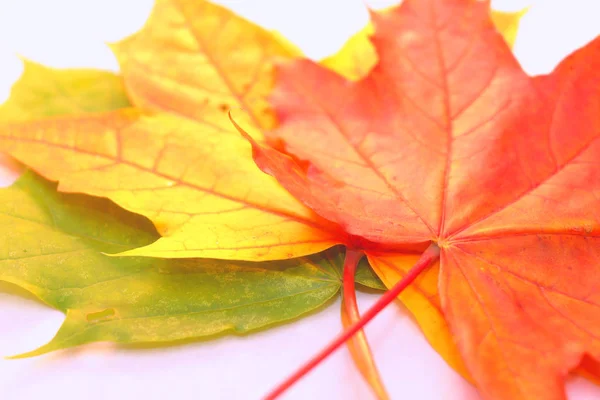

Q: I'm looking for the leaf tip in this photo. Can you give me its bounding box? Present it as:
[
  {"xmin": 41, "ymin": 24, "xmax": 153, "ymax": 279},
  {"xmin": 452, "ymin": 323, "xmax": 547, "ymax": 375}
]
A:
[{"xmin": 5, "ymin": 344, "xmax": 55, "ymax": 360}]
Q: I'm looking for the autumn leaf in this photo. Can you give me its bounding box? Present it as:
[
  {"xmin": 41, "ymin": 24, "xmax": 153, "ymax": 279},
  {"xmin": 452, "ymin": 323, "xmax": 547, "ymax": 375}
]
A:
[
  {"xmin": 0, "ymin": 1, "xmax": 381, "ymax": 381},
  {"xmin": 112, "ymin": 0, "xmax": 300, "ymax": 134},
  {"xmin": 0, "ymin": 0, "xmax": 534, "ymax": 397},
  {"xmin": 319, "ymin": 7, "xmax": 528, "ymax": 391},
  {"xmin": 0, "ymin": 0, "xmax": 525, "ymax": 263},
  {"xmin": 1, "ymin": 171, "xmax": 380, "ymax": 357},
  {"xmin": 0, "ymin": 0, "xmax": 346, "ymax": 261},
  {"xmin": 0, "ymin": 59, "xmax": 130, "ymax": 184},
  {"xmin": 0, "ymin": 109, "xmax": 342, "ymax": 260},
  {"xmin": 235, "ymin": 0, "xmax": 600, "ymax": 398},
  {"xmin": 321, "ymin": 7, "xmax": 526, "ymax": 81},
  {"xmin": 0, "ymin": 59, "xmax": 381, "ymax": 370},
  {"xmin": 0, "ymin": 59, "xmax": 130, "ymax": 119},
  {"xmin": 0, "ymin": 110, "xmax": 339, "ymax": 263},
  {"xmin": 0, "ymin": 40, "xmax": 384, "ymax": 391}
]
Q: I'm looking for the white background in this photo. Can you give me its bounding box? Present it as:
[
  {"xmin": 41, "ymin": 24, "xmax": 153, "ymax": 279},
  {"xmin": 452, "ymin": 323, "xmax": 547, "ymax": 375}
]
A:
[{"xmin": 0, "ymin": 0, "xmax": 599, "ymax": 399}]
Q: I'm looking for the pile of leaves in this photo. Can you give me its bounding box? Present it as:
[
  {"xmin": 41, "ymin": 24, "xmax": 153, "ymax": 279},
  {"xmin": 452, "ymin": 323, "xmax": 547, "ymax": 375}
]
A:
[{"xmin": 1, "ymin": 0, "xmax": 600, "ymax": 399}]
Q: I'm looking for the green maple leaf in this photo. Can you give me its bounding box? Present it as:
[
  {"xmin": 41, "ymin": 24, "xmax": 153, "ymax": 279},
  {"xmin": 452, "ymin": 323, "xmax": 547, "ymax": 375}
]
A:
[{"xmin": 2, "ymin": 171, "xmax": 378, "ymax": 357}]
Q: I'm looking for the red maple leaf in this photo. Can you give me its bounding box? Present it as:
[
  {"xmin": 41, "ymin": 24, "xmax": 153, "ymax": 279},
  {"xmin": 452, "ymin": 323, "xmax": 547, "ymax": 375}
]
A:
[{"xmin": 234, "ymin": 0, "xmax": 600, "ymax": 398}]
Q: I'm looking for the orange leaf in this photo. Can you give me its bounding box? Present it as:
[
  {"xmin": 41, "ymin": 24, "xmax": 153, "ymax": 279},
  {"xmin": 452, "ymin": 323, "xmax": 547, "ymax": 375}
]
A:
[
  {"xmin": 239, "ymin": 0, "xmax": 600, "ymax": 398},
  {"xmin": 317, "ymin": 4, "xmax": 526, "ymax": 389},
  {"xmin": 322, "ymin": 7, "xmax": 526, "ymax": 81},
  {"xmin": 0, "ymin": 109, "xmax": 338, "ymax": 260}
]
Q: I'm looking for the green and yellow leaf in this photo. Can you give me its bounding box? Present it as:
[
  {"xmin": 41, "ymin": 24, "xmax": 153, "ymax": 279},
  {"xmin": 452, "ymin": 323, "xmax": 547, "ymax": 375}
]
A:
[{"xmin": 1, "ymin": 172, "xmax": 347, "ymax": 357}]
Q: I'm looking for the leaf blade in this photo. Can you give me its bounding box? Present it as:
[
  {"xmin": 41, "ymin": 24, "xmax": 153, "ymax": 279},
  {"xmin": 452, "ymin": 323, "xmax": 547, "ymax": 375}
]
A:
[
  {"xmin": 112, "ymin": 0, "xmax": 299, "ymax": 133},
  {"xmin": 242, "ymin": 1, "xmax": 600, "ymax": 398},
  {"xmin": 321, "ymin": 8, "xmax": 526, "ymax": 81},
  {"xmin": 1, "ymin": 172, "xmax": 342, "ymax": 357},
  {"xmin": 0, "ymin": 59, "xmax": 130, "ymax": 120},
  {"xmin": 0, "ymin": 110, "xmax": 337, "ymax": 260}
]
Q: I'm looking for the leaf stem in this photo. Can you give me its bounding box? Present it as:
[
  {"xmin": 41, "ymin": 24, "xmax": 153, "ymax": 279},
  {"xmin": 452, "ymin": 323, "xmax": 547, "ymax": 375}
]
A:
[
  {"xmin": 263, "ymin": 243, "xmax": 441, "ymax": 399},
  {"xmin": 342, "ymin": 249, "xmax": 365, "ymax": 319},
  {"xmin": 342, "ymin": 249, "xmax": 389, "ymax": 399}
]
